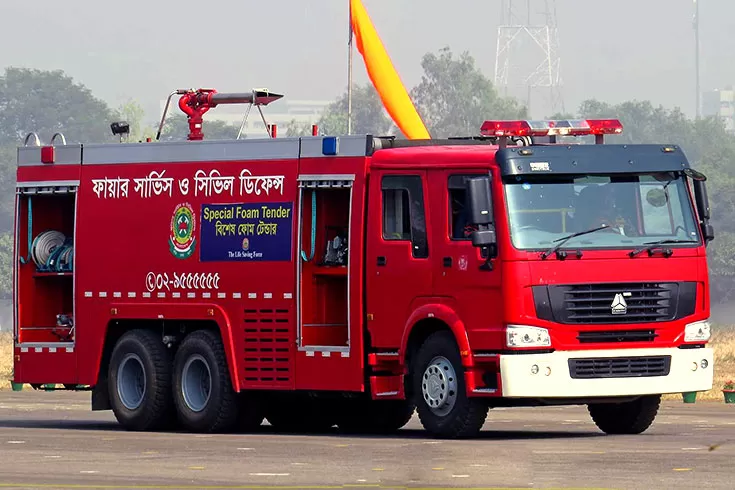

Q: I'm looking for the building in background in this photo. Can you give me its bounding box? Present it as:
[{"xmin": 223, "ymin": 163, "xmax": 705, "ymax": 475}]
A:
[
  {"xmin": 159, "ymin": 98, "xmax": 332, "ymax": 137},
  {"xmin": 702, "ymin": 87, "xmax": 735, "ymax": 134}
]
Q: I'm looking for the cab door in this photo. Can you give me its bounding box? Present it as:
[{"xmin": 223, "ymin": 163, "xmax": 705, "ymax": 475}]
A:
[
  {"xmin": 365, "ymin": 170, "xmax": 433, "ymax": 349},
  {"xmin": 427, "ymin": 170, "xmax": 503, "ymax": 338}
]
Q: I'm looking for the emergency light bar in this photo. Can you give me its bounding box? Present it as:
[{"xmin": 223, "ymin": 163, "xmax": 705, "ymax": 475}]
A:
[{"xmin": 480, "ymin": 119, "xmax": 624, "ymax": 137}]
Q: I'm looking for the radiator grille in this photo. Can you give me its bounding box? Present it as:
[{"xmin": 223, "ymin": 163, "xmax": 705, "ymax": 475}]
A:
[
  {"xmin": 577, "ymin": 330, "xmax": 657, "ymax": 343},
  {"xmin": 242, "ymin": 308, "xmax": 293, "ymax": 387},
  {"xmin": 569, "ymin": 356, "xmax": 671, "ymax": 379},
  {"xmin": 534, "ymin": 282, "xmax": 696, "ymax": 325}
]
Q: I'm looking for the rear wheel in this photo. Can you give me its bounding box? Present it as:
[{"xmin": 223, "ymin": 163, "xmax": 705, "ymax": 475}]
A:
[
  {"xmin": 172, "ymin": 330, "xmax": 240, "ymax": 433},
  {"xmin": 588, "ymin": 395, "xmax": 661, "ymax": 435},
  {"xmin": 412, "ymin": 331, "xmax": 489, "ymax": 439},
  {"xmin": 108, "ymin": 329, "xmax": 174, "ymax": 431}
]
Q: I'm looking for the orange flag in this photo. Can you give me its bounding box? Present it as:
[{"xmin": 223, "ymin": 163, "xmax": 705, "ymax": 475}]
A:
[{"xmin": 349, "ymin": 0, "xmax": 431, "ymax": 139}]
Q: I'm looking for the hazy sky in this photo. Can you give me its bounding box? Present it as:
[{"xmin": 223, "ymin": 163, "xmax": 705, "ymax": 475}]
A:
[{"xmin": 3, "ymin": 0, "xmax": 733, "ymax": 123}]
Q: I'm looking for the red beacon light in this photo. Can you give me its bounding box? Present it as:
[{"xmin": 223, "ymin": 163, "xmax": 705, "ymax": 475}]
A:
[{"xmin": 480, "ymin": 118, "xmax": 623, "ymax": 142}]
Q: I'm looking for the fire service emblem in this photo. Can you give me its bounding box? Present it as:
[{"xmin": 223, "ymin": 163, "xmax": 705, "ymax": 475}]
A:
[{"xmin": 169, "ymin": 202, "xmax": 196, "ymax": 259}]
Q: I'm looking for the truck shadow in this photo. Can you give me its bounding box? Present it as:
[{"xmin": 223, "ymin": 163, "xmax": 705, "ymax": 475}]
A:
[
  {"xmin": 255, "ymin": 426, "xmax": 602, "ymax": 441},
  {"xmin": 0, "ymin": 419, "xmax": 122, "ymax": 431},
  {"xmin": 0, "ymin": 419, "xmax": 602, "ymax": 440}
]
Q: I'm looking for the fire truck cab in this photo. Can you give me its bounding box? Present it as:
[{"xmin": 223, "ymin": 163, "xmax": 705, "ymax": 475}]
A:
[{"xmin": 12, "ymin": 91, "xmax": 715, "ymax": 439}]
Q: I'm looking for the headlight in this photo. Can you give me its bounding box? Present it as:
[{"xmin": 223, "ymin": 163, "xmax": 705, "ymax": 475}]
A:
[
  {"xmin": 506, "ymin": 325, "xmax": 551, "ymax": 348},
  {"xmin": 684, "ymin": 320, "xmax": 711, "ymax": 342}
]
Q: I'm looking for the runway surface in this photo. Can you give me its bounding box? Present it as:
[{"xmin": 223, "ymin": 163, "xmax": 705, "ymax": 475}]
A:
[{"xmin": 0, "ymin": 390, "xmax": 733, "ymax": 489}]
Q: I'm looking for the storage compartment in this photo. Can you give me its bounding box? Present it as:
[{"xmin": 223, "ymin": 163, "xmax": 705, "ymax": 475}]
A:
[
  {"xmin": 298, "ymin": 182, "xmax": 351, "ymax": 349},
  {"xmin": 15, "ymin": 190, "xmax": 76, "ymax": 344}
]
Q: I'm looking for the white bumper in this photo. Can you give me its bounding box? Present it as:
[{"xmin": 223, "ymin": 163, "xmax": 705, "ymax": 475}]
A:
[{"xmin": 499, "ymin": 347, "xmax": 713, "ymax": 398}]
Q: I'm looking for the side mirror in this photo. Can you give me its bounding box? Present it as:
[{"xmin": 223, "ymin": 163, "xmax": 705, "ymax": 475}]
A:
[
  {"xmin": 467, "ymin": 176, "xmax": 493, "ymax": 225},
  {"xmin": 466, "ymin": 176, "xmax": 498, "ymax": 267},
  {"xmin": 692, "ymin": 179, "xmax": 715, "ymax": 244}
]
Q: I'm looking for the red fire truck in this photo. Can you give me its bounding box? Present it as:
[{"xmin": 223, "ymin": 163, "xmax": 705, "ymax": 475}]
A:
[{"xmin": 11, "ymin": 88, "xmax": 715, "ymax": 439}]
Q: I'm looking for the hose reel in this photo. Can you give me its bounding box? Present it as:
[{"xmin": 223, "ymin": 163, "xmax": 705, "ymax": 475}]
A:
[
  {"xmin": 31, "ymin": 231, "xmax": 73, "ymax": 272},
  {"xmin": 19, "ymin": 197, "xmax": 73, "ymax": 273}
]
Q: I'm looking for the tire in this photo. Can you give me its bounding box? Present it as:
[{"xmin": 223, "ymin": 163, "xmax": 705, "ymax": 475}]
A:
[
  {"xmin": 411, "ymin": 331, "xmax": 489, "ymax": 439},
  {"xmin": 587, "ymin": 394, "xmax": 661, "ymax": 435},
  {"xmin": 108, "ymin": 329, "xmax": 174, "ymax": 431},
  {"xmin": 336, "ymin": 398, "xmax": 415, "ymax": 434},
  {"xmin": 172, "ymin": 329, "xmax": 240, "ymax": 433}
]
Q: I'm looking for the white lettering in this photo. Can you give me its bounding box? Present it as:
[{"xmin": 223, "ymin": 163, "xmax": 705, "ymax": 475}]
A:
[
  {"xmin": 178, "ymin": 178, "xmax": 190, "ymax": 195},
  {"xmin": 133, "ymin": 170, "xmax": 174, "ymax": 199},
  {"xmin": 93, "ymin": 169, "xmax": 285, "ymax": 200},
  {"xmin": 91, "ymin": 177, "xmax": 130, "ymax": 199},
  {"xmin": 239, "ymin": 169, "xmax": 285, "ymax": 196},
  {"xmin": 145, "ymin": 272, "xmax": 221, "ymax": 292},
  {"xmin": 194, "ymin": 169, "xmax": 236, "ymax": 197}
]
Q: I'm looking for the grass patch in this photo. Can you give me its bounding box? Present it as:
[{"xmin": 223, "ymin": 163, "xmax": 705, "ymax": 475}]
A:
[
  {"xmin": 0, "ymin": 331, "xmax": 12, "ymax": 389},
  {"xmin": 662, "ymin": 326, "xmax": 735, "ymax": 402}
]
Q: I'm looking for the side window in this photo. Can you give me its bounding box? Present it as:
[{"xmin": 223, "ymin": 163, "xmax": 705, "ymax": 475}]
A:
[
  {"xmin": 381, "ymin": 175, "xmax": 429, "ymax": 258},
  {"xmin": 448, "ymin": 174, "xmax": 484, "ymax": 240},
  {"xmin": 382, "ymin": 188, "xmax": 411, "ymax": 240},
  {"xmin": 640, "ymin": 183, "xmax": 681, "ymax": 235}
]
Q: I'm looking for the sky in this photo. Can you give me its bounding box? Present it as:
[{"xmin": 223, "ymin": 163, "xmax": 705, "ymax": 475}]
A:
[{"xmin": 2, "ymin": 0, "xmax": 734, "ymax": 123}]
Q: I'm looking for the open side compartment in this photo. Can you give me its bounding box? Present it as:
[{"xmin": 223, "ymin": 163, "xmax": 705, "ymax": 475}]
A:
[
  {"xmin": 15, "ymin": 185, "xmax": 77, "ymax": 345},
  {"xmin": 297, "ymin": 176, "xmax": 353, "ymax": 351}
]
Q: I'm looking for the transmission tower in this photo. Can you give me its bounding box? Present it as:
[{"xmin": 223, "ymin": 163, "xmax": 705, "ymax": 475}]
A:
[{"xmin": 494, "ymin": 0, "xmax": 565, "ymax": 117}]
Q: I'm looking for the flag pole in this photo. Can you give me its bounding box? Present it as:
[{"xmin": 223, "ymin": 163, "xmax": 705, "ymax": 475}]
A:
[{"xmin": 347, "ymin": 0, "xmax": 354, "ymax": 135}]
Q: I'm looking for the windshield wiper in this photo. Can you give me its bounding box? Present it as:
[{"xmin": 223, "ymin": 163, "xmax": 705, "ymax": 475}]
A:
[
  {"xmin": 540, "ymin": 224, "xmax": 610, "ymax": 260},
  {"xmin": 628, "ymin": 239, "xmax": 698, "ymax": 258}
]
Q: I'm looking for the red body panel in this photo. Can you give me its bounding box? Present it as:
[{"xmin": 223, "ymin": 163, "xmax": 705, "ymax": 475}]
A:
[
  {"xmin": 72, "ymin": 160, "xmax": 301, "ymax": 390},
  {"xmin": 293, "ymin": 155, "xmax": 368, "ymax": 392},
  {"xmin": 12, "ymin": 137, "xmax": 711, "ymax": 403}
]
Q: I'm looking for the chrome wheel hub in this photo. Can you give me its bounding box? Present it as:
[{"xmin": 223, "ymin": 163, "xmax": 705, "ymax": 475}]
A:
[
  {"xmin": 117, "ymin": 353, "xmax": 146, "ymax": 411},
  {"xmin": 421, "ymin": 356, "xmax": 457, "ymax": 416},
  {"xmin": 182, "ymin": 354, "xmax": 212, "ymax": 413}
]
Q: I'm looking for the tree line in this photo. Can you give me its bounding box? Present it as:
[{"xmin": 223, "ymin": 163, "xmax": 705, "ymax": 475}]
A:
[{"xmin": 0, "ymin": 46, "xmax": 733, "ymax": 302}]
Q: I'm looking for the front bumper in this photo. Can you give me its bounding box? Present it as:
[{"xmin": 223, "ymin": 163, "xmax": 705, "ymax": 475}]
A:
[{"xmin": 499, "ymin": 347, "xmax": 713, "ymax": 398}]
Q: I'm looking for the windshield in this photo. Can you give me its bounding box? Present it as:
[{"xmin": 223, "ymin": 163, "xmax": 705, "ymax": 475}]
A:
[{"xmin": 503, "ymin": 172, "xmax": 701, "ymax": 251}]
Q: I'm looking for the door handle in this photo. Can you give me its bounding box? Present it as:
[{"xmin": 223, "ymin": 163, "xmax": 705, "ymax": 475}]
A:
[
  {"xmin": 377, "ymin": 256, "xmax": 387, "ymax": 266},
  {"xmin": 443, "ymin": 257, "xmax": 452, "ymax": 267}
]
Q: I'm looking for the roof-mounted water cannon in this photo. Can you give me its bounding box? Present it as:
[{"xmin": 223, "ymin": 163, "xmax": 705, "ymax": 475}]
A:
[
  {"xmin": 156, "ymin": 88, "xmax": 284, "ymax": 141},
  {"xmin": 480, "ymin": 119, "xmax": 623, "ymax": 147}
]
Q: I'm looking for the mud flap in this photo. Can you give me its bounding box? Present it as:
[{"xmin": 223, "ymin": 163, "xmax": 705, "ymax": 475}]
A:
[{"xmin": 91, "ymin": 378, "xmax": 111, "ymax": 411}]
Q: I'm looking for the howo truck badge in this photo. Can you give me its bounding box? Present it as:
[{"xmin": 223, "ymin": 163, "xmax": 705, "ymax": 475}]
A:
[
  {"xmin": 610, "ymin": 293, "xmax": 629, "ymax": 315},
  {"xmin": 11, "ymin": 103, "xmax": 715, "ymax": 439}
]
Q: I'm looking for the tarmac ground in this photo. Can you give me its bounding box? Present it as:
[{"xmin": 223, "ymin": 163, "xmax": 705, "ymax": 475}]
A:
[{"xmin": 0, "ymin": 390, "xmax": 733, "ymax": 489}]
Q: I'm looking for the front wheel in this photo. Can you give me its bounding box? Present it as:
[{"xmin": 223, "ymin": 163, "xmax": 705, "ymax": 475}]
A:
[
  {"xmin": 172, "ymin": 330, "xmax": 240, "ymax": 433},
  {"xmin": 411, "ymin": 331, "xmax": 489, "ymax": 439},
  {"xmin": 587, "ymin": 394, "xmax": 661, "ymax": 435}
]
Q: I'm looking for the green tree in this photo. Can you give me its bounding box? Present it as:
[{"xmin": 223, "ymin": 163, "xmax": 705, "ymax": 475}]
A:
[
  {"xmin": 0, "ymin": 145, "xmax": 15, "ymax": 231},
  {"xmin": 158, "ymin": 114, "xmax": 245, "ymax": 141},
  {"xmin": 114, "ymin": 99, "xmax": 157, "ymax": 142},
  {"xmin": 410, "ymin": 47, "xmax": 527, "ymax": 138},
  {"xmin": 285, "ymin": 119, "xmax": 314, "ymax": 137},
  {"xmin": 0, "ymin": 232, "xmax": 11, "ymax": 299},
  {"xmin": 0, "ymin": 67, "xmax": 117, "ymax": 145},
  {"xmin": 316, "ymin": 83, "xmax": 394, "ymax": 136}
]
